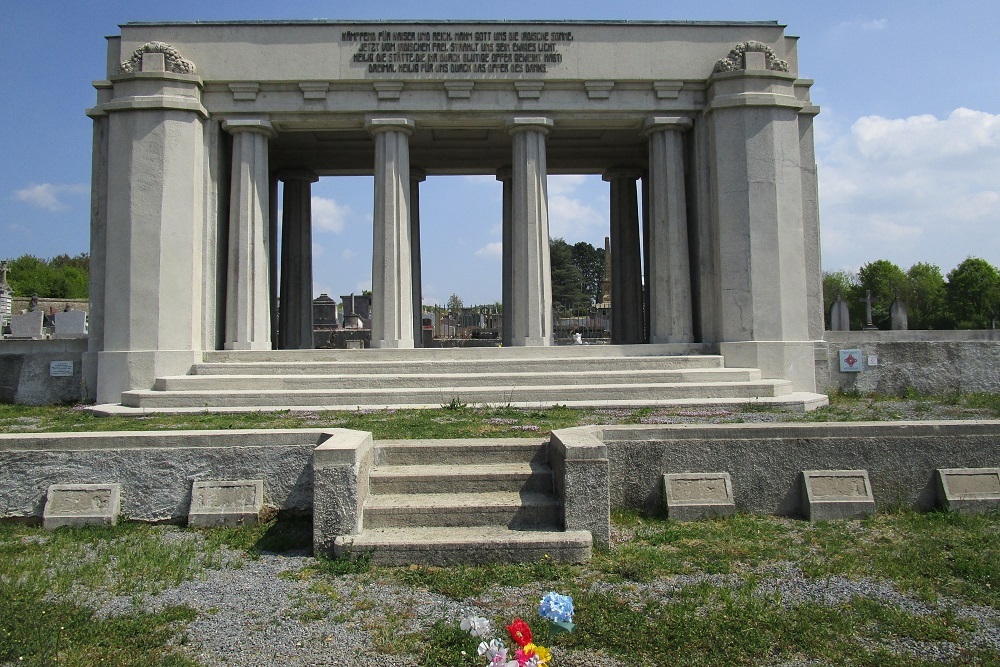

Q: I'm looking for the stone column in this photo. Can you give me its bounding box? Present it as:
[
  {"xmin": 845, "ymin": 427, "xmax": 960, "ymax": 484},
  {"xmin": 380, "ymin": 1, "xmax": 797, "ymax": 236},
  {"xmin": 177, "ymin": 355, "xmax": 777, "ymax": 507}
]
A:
[
  {"xmin": 410, "ymin": 168, "xmax": 426, "ymax": 347},
  {"xmin": 277, "ymin": 169, "xmax": 319, "ymax": 350},
  {"xmin": 506, "ymin": 117, "xmax": 554, "ymax": 347},
  {"xmin": 367, "ymin": 117, "xmax": 415, "ymax": 349},
  {"xmin": 603, "ymin": 170, "xmax": 644, "ymax": 344},
  {"xmin": 223, "ymin": 119, "xmax": 275, "ymax": 351},
  {"xmin": 645, "ymin": 116, "xmax": 694, "ymax": 344},
  {"xmin": 641, "ymin": 174, "xmax": 651, "ymax": 343},
  {"xmin": 497, "ymin": 167, "xmax": 513, "ymax": 347},
  {"xmin": 268, "ymin": 175, "xmax": 279, "ymax": 347}
]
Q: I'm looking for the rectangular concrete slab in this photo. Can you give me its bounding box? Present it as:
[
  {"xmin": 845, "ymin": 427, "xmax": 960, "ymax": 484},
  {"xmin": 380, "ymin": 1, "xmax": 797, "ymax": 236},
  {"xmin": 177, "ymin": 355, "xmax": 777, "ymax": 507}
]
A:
[
  {"xmin": 937, "ymin": 468, "xmax": 1000, "ymax": 515},
  {"xmin": 802, "ymin": 469, "xmax": 875, "ymax": 521},
  {"xmin": 188, "ymin": 479, "xmax": 263, "ymax": 527},
  {"xmin": 43, "ymin": 483, "xmax": 121, "ymax": 529},
  {"xmin": 663, "ymin": 472, "xmax": 735, "ymax": 520}
]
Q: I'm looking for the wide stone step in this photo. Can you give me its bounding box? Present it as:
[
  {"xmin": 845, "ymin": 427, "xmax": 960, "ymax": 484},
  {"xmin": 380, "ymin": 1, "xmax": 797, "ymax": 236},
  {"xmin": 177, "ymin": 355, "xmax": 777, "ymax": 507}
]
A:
[
  {"xmin": 160, "ymin": 367, "xmax": 760, "ymax": 390},
  {"xmin": 122, "ymin": 379, "xmax": 793, "ymax": 409},
  {"xmin": 189, "ymin": 354, "xmax": 726, "ymax": 376},
  {"xmin": 333, "ymin": 525, "xmax": 592, "ymax": 566},
  {"xmin": 370, "ymin": 462, "xmax": 553, "ymax": 494},
  {"xmin": 364, "ymin": 491, "xmax": 560, "ymax": 528},
  {"xmin": 376, "ymin": 439, "xmax": 548, "ymax": 466}
]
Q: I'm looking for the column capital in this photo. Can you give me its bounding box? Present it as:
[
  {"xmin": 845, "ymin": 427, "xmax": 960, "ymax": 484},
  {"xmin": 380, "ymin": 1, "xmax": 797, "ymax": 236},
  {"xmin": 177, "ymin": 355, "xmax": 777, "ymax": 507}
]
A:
[
  {"xmin": 643, "ymin": 116, "xmax": 692, "ymax": 135},
  {"xmin": 495, "ymin": 166, "xmax": 513, "ymax": 181},
  {"xmin": 365, "ymin": 116, "xmax": 415, "ymax": 136},
  {"xmin": 276, "ymin": 168, "xmax": 318, "ymax": 183},
  {"xmin": 409, "ymin": 167, "xmax": 427, "ymax": 183},
  {"xmin": 602, "ymin": 168, "xmax": 644, "ymax": 182},
  {"xmin": 506, "ymin": 116, "xmax": 554, "ymax": 136},
  {"xmin": 222, "ymin": 118, "xmax": 276, "ymax": 137}
]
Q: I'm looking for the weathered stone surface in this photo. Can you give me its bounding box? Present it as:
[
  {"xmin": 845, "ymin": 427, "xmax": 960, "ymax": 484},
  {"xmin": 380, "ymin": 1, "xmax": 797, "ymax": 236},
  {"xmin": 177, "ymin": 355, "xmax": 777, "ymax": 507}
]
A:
[
  {"xmin": 549, "ymin": 426, "xmax": 610, "ymax": 548},
  {"xmin": 937, "ymin": 468, "xmax": 1000, "ymax": 514},
  {"xmin": 663, "ymin": 472, "xmax": 735, "ymax": 520},
  {"xmin": 188, "ymin": 479, "xmax": 263, "ymax": 527},
  {"xmin": 801, "ymin": 470, "xmax": 876, "ymax": 521},
  {"xmin": 0, "ymin": 338, "xmax": 86, "ymax": 405},
  {"xmin": 312, "ymin": 429, "xmax": 374, "ymax": 556},
  {"xmin": 44, "ymin": 483, "xmax": 120, "ymax": 529}
]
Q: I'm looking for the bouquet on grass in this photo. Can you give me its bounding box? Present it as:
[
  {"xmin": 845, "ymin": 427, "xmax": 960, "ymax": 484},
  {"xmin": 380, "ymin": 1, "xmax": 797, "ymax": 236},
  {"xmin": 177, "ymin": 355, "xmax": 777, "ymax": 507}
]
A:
[{"xmin": 461, "ymin": 592, "xmax": 574, "ymax": 667}]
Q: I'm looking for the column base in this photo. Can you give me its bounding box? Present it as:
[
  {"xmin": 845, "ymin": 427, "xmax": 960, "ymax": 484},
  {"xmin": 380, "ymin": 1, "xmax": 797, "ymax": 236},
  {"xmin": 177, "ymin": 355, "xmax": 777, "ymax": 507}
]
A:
[
  {"xmin": 224, "ymin": 341, "xmax": 273, "ymax": 351},
  {"xmin": 371, "ymin": 339, "xmax": 415, "ymax": 349},
  {"xmin": 96, "ymin": 349, "xmax": 201, "ymax": 404},
  {"xmin": 510, "ymin": 336, "xmax": 552, "ymax": 347},
  {"xmin": 650, "ymin": 334, "xmax": 695, "ymax": 345},
  {"xmin": 719, "ymin": 340, "xmax": 817, "ymax": 393}
]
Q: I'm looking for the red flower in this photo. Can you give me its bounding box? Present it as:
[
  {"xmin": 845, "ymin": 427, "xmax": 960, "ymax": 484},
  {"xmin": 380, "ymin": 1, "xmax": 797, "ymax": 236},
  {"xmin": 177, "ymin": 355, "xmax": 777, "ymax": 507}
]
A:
[{"xmin": 507, "ymin": 618, "xmax": 533, "ymax": 647}]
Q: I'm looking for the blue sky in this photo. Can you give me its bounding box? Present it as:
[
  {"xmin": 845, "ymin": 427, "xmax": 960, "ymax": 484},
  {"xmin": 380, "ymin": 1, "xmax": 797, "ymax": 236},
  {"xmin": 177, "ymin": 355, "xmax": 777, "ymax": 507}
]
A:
[{"xmin": 2, "ymin": 1, "xmax": 998, "ymax": 306}]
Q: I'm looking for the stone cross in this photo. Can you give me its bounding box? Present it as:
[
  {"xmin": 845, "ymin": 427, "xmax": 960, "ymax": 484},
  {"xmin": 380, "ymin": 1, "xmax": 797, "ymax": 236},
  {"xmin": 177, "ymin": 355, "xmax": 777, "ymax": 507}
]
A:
[
  {"xmin": 0, "ymin": 260, "xmax": 9, "ymax": 286},
  {"xmin": 859, "ymin": 291, "xmax": 877, "ymax": 330}
]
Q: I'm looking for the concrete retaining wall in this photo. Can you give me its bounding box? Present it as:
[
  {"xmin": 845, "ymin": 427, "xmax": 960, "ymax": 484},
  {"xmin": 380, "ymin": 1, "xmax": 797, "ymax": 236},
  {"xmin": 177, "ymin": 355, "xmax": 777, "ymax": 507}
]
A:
[
  {"xmin": 819, "ymin": 331, "xmax": 1000, "ymax": 395},
  {"xmin": 0, "ymin": 429, "xmax": 340, "ymax": 523},
  {"xmin": 593, "ymin": 421, "xmax": 1000, "ymax": 516},
  {"xmin": 0, "ymin": 338, "xmax": 87, "ymax": 405}
]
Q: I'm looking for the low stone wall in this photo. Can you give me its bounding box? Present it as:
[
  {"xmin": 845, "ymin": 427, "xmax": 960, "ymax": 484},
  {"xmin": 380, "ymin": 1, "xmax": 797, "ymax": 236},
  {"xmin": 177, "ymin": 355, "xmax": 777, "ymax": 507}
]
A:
[
  {"xmin": 0, "ymin": 338, "xmax": 87, "ymax": 404},
  {"xmin": 818, "ymin": 331, "xmax": 1000, "ymax": 395},
  {"xmin": 0, "ymin": 429, "xmax": 343, "ymax": 523},
  {"xmin": 589, "ymin": 421, "xmax": 1000, "ymax": 516}
]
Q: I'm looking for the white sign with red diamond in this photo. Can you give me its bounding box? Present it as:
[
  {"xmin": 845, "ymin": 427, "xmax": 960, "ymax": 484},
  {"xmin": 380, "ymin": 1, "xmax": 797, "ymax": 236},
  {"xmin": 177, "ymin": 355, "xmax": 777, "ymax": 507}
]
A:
[{"xmin": 839, "ymin": 349, "xmax": 864, "ymax": 373}]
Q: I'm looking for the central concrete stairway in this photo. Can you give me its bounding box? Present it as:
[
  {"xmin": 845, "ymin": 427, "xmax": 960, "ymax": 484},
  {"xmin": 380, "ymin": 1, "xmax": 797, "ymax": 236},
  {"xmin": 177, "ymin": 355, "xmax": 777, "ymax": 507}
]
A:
[
  {"xmin": 115, "ymin": 344, "xmax": 827, "ymax": 412},
  {"xmin": 333, "ymin": 438, "xmax": 592, "ymax": 566}
]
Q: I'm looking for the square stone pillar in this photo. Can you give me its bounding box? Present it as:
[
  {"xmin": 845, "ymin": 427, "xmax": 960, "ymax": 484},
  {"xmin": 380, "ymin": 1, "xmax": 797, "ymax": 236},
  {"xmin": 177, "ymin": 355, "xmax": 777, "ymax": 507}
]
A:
[
  {"xmin": 507, "ymin": 117, "xmax": 554, "ymax": 347},
  {"xmin": 645, "ymin": 116, "xmax": 694, "ymax": 344},
  {"xmin": 367, "ymin": 117, "xmax": 415, "ymax": 349},
  {"xmin": 707, "ymin": 67, "xmax": 816, "ymax": 392},
  {"xmin": 277, "ymin": 169, "xmax": 319, "ymax": 350},
  {"xmin": 223, "ymin": 119, "xmax": 275, "ymax": 351},
  {"xmin": 410, "ymin": 168, "xmax": 426, "ymax": 347},
  {"xmin": 497, "ymin": 167, "xmax": 513, "ymax": 347},
  {"xmin": 603, "ymin": 170, "xmax": 644, "ymax": 344}
]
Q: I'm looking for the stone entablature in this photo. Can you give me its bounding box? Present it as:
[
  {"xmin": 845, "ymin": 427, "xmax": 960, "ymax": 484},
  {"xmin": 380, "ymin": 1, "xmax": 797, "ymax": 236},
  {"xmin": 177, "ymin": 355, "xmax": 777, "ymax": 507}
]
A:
[{"xmin": 85, "ymin": 20, "xmax": 824, "ymax": 405}]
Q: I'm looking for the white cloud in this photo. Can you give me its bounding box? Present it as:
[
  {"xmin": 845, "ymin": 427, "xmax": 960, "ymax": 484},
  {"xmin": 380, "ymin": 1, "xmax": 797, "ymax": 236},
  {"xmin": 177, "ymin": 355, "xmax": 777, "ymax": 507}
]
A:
[
  {"xmin": 547, "ymin": 174, "xmax": 588, "ymax": 197},
  {"xmin": 548, "ymin": 194, "xmax": 605, "ymax": 239},
  {"xmin": 475, "ymin": 241, "xmax": 503, "ymax": 258},
  {"xmin": 861, "ymin": 19, "xmax": 887, "ymax": 31},
  {"xmin": 819, "ymin": 108, "xmax": 1000, "ymax": 271},
  {"xmin": 342, "ymin": 248, "xmax": 355, "ymax": 261},
  {"xmin": 312, "ymin": 196, "xmax": 351, "ymax": 232},
  {"xmin": 14, "ymin": 183, "xmax": 87, "ymax": 212}
]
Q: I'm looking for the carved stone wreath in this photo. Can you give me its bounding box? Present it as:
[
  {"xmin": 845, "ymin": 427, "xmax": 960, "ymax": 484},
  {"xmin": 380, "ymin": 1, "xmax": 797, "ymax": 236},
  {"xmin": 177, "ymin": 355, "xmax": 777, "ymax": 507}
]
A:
[
  {"xmin": 119, "ymin": 42, "xmax": 196, "ymax": 75},
  {"xmin": 713, "ymin": 40, "xmax": 788, "ymax": 74}
]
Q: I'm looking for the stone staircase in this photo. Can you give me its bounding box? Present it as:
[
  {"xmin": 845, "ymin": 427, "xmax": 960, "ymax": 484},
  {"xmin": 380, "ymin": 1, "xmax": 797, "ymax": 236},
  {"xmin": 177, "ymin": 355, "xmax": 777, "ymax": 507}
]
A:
[
  {"xmin": 112, "ymin": 344, "xmax": 827, "ymax": 412},
  {"xmin": 333, "ymin": 438, "xmax": 592, "ymax": 566}
]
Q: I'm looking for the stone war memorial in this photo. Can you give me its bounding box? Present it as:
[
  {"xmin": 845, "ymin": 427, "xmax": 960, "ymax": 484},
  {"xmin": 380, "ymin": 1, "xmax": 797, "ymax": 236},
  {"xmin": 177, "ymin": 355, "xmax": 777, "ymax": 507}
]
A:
[{"xmin": 83, "ymin": 19, "xmax": 827, "ymax": 411}]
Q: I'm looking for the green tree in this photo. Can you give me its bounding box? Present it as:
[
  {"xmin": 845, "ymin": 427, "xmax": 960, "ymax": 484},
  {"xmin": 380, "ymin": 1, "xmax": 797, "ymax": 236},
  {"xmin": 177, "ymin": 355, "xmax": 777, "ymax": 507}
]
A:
[
  {"xmin": 906, "ymin": 262, "xmax": 948, "ymax": 329},
  {"xmin": 570, "ymin": 240, "xmax": 605, "ymax": 306},
  {"xmin": 857, "ymin": 260, "xmax": 907, "ymax": 329},
  {"xmin": 822, "ymin": 270, "xmax": 859, "ymax": 329},
  {"xmin": 549, "ymin": 238, "xmax": 590, "ymax": 315},
  {"xmin": 945, "ymin": 257, "xmax": 1000, "ymax": 329},
  {"xmin": 446, "ymin": 293, "xmax": 464, "ymax": 313}
]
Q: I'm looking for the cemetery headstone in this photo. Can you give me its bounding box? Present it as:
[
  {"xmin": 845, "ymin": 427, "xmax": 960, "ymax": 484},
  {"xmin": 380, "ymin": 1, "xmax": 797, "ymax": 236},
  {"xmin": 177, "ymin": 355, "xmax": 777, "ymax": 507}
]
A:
[
  {"xmin": 663, "ymin": 472, "xmax": 736, "ymax": 520},
  {"xmin": 9, "ymin": 310, "xmax": 45, "ymax": 338},
  {"xmin": 54, "ymin": 308, "xmax": 88, "ymax": 338},
  {"xmin": 801, "ymin": 469, "xmax": 875, "ymax": 521},
  {"xmin": 43, "ymin": 483, "xmax": 121, "ymax": 529},
  {"xmin": 890, "ymin": 297, "xmax": 908, "ymax": 330},
  {"xmin": 936, "ymin": 468, "xmax": 1000, "ymax": 515},
  {"xmin": 188, "ymin": 479, "xmax": 264, "ymax": 527},
  {"xmin": 859, "ymin": 291, "xmax": 878, "ymax": 330},
  {"xmin": 830, "ymin": 296, "xmax": 850, "ymax": 331}
]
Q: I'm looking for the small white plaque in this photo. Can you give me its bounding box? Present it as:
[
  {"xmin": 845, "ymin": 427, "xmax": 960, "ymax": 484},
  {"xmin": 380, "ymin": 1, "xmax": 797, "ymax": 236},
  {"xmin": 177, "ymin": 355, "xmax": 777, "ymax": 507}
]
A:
[
  {"xmin": 838, "ymin": 349, "xmax": 863, "ymax": 373},
  {"xmin": 49, "ymin": 361, "xmax": 74, "ymax": 377},
  {"xmin": 867, "ymin": 355, "xmax": 879, "ymax": 366}
]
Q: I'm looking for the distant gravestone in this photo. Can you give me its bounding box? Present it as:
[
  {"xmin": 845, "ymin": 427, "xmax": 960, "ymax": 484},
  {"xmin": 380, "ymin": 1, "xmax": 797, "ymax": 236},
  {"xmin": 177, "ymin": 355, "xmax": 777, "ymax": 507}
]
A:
[
  {"xmin": 188, "ymin": 479, "xmax": 263, "ymax": 527},
  {"xmin": 9, "ymin": 310, "xmax": 44, "ymax": 338},
  {"xmin": 53, "ymin": 309, "xmax": 88, "ymax": 338},
  {"xmin": 43, "ymin": 483, "xmax": 121, "ymax": 529},
  {"xmin": 829, "ymin": 296, "xmax": 850, "ymax": 331},
  {"xmin": 663, "ymin": 472, "xmax": 736, "ymax": 520},
  {"xmin": 801, "ymin": 470, "xmax": 875, "ymax": 521},
  {"xmin": 890, "ymin": 298, "xmax": 908, "ymax": 330},
  {"xmin": 936, "ymin": 468, "xmax": 1000, "ymax": 514}
]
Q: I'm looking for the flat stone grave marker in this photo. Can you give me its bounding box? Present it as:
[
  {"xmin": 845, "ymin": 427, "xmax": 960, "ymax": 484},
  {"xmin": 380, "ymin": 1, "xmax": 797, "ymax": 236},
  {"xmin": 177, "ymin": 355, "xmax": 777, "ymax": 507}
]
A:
[
  {"xmin": 9, "ymin": 310, "xmax": 44, "ymax": 338},
  {"xmin": 801, "ymin": 470, "xmax": 875, "ymax": 521},
  {"xmin": 936, "ymin": 468, "xmax": 1000, "ymax": 514},
  {"xmin": 188, "ymin": 479, "xmax": 263, "ymax": 527},
  {"xmin": 663, "ymin": 472, "xmax": 735, "ymax": 521},
  {"xmin": 54, "ymin": 309, "xmax": 87, "ymax": 338},
  {"xmin": 44, "ymin": 483, "xmax": 121, "ymax": 529}
]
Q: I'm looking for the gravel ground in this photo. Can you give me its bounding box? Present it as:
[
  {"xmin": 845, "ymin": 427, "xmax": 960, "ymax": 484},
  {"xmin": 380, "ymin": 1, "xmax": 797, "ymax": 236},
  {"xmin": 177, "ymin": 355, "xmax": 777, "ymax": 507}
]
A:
[{"xmin": 65, "ymin": 528, "xmax": 999, "ymax": 667}]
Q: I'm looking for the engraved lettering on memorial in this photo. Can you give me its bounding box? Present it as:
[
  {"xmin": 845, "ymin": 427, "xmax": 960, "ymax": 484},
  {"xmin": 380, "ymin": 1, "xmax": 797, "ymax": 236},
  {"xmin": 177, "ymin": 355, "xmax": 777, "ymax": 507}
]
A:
[
  {"xmin": 343, "ymin": 29, "xmax": 573, "ymax": 75},
  {"xmin": 811, "ymin": 475, "xmax": 867, "ymax": 498},
  {"xmin": 673, "ymin": 478, "xmax": 728, "ymax": 502}
]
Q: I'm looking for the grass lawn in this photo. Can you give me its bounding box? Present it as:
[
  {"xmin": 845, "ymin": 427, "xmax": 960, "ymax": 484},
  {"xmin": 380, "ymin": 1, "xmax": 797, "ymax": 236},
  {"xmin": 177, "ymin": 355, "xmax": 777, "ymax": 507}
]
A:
[{"xmin": 2, "ymin": 510, "xmax": 998, "ymax": 666}]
